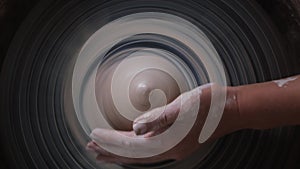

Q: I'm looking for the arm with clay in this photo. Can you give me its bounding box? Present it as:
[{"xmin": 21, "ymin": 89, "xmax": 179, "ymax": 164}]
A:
[
  {"xmin": 87, "ymin": 75, "xmax": 300, "ymax": 164},
  {"xmin": 237, "ymin": 75, "xmax": 300, "ymax": 130},
  {"xmin": 134, "ymin": 75, "xmax": 300, "ymax": 138}
]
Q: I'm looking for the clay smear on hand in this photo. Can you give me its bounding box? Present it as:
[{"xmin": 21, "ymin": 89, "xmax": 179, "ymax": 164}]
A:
[{"xmin": 273, "ymin": 77, "xmax": 297, "ymax": 88}]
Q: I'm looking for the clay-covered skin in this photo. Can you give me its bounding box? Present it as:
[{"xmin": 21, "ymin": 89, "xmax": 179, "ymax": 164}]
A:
[
  {"xmin": 87, "ymin": 83, "xmax": 241, "ymax": 163},
  {"xmin": 87, "ymin": 75, "xmax": 300, "ymax": 164},
  {"xmin": 95, "ymin": 62, "xmax": 180, "ymax": 131}
]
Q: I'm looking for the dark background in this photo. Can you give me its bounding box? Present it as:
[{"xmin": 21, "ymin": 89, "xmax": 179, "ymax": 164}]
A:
[
  {"xmin": 0, "ymin": 0, "xmax": 299, "ymax": 168},
  {"xmin": 1, "ymin": 0, "xmax": 299, "ymax": 70}
]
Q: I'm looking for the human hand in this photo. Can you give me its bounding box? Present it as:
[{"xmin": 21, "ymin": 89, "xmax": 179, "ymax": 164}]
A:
[{"xmin": 86, "ymin": 83, "xmax": 241, "ymax": 164}]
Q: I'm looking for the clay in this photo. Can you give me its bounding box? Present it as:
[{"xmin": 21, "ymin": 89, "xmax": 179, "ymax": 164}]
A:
[
  {"xmin": 95, "ymin": 61, "xmax": 180, "ymax": 131},
  {"xmin": 129, "ymin": 68, "xmax": 180, "ymax": 111},
  {"xmin": 274, "ymin": 77, "xmax": 297, "ymax": 87},
  {"xmin": 95, "ymin": 61, "xmax": 128, "ymax": 130}
]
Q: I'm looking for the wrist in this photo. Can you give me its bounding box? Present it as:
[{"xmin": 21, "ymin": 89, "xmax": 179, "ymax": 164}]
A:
[
  {"xmin": 224, "ymin": 86, "xmax": 245, "ymax": 131},
  {"xmin": 234, "ymin": 85, "xmax": 255, "ymax": 130},
  {"xmin": 205, "ymin": 85, "xmax": 243, "ymax": 141}
]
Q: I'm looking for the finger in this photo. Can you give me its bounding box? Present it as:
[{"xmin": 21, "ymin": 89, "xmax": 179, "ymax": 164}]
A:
[
  {"xmin": 90, "ymin": 128, "xmax": 132, "ymax": 146},
  {"xmin": 89, "ymin": 140, "xmax": 142, "ymax": 162},
  {"xmin": 133, "ymin": 105, "xmax": 178, "ymax": 135},
  {"xmin": 90, "ymin": 129, "xmax": 176, "ymax": 164},
  {"xmin": 90, "ymin": 128, "xmax": 160, "ymax": 148},
  {"xmin": 87, "ymin": 141, "xmax": 114, "ymax": 157},
  {"xmin": 93, "ymin": 143, "xmax": 161, "ymax": 164},
  {"xmin": 90, "ymin": 128, "xmax": 163, "ymax": 159},
  {"xmin": 143, "ymin": 125, "xmax": 171, "ymax": 138},
  {"xmin": 86, "ymin": 142, "xmax": 97, "ymax": 153}
]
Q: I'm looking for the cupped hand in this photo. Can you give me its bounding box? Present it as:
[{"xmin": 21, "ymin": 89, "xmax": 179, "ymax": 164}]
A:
[{"xmin": 86, "ymin": 83, "xmax": 241, "ymax": 164}]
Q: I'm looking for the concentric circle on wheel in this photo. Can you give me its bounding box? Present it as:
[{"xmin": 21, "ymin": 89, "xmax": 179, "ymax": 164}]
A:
[{"xmin": 0, "ymin": 0, "xmax": 296, "ymax": 169}]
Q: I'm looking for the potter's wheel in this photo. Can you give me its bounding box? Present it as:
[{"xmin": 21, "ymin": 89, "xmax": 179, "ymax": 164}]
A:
[{"xmin": 0, "ymin": 0, "xmax": 297, "ymax": 169}]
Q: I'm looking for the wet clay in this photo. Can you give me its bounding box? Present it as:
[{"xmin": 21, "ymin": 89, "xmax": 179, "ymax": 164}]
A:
[
  {"xmin": 129, "ymin": 68, "xmax": 180, "ymax": 111},
  {"xmin": 274, "ymin": 77, "xmax": 297, "ymax": 88},
  {"xmin": 95, "ymin": 61, "xmax": 180, "ymax": 131}
]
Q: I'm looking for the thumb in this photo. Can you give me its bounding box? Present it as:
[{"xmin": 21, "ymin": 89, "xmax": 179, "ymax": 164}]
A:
[{"xmin": 133, "ymin": 105, "xmax": 178, "ymax": 135}]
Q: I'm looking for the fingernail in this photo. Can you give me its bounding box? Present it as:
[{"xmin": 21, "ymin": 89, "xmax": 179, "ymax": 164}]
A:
[{"xmin": 133, "ymin": 123, "xmax": 147, "ymax": 135}]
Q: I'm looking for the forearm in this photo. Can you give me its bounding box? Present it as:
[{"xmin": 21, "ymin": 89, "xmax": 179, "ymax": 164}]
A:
[{"xmin": 236, "ymin": 75, "xmax": 300, "ymax": 130}]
